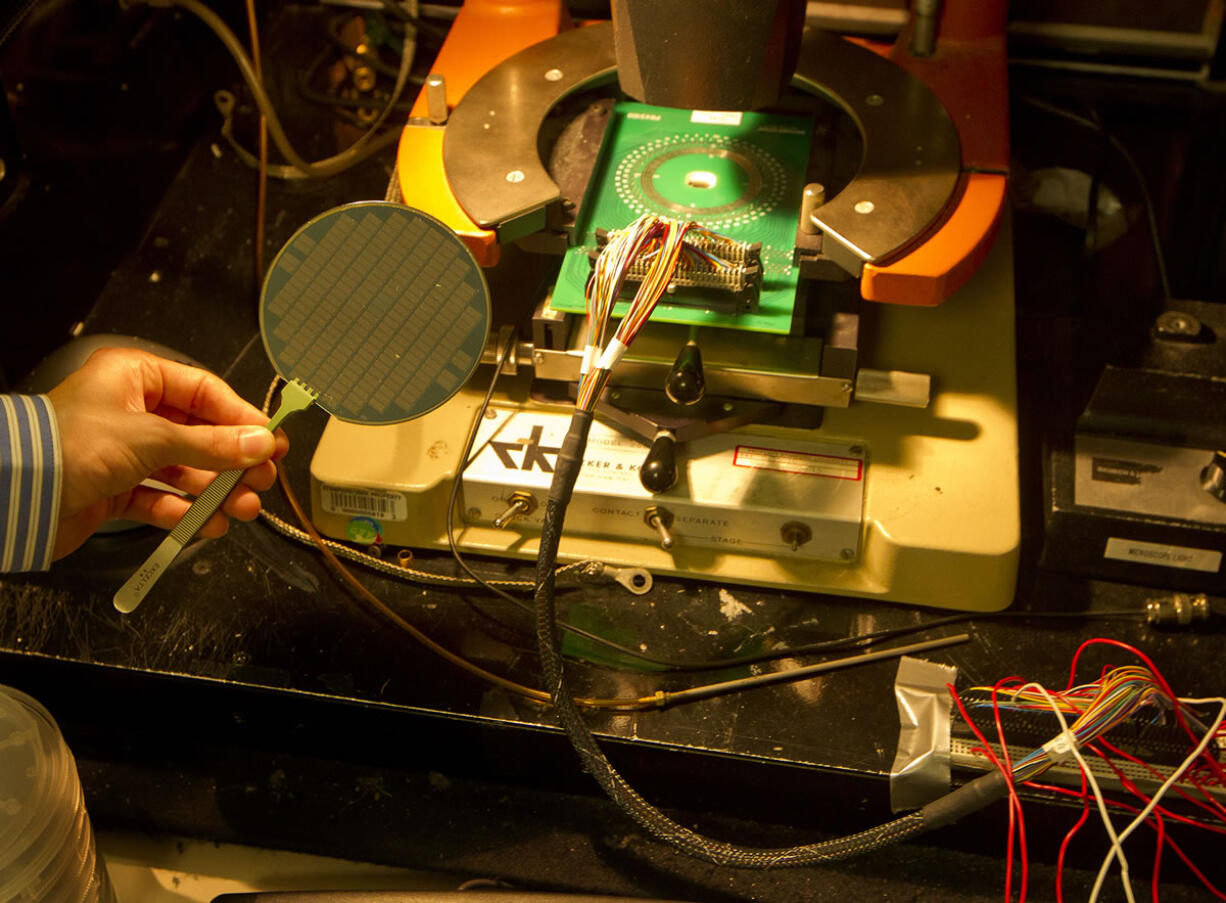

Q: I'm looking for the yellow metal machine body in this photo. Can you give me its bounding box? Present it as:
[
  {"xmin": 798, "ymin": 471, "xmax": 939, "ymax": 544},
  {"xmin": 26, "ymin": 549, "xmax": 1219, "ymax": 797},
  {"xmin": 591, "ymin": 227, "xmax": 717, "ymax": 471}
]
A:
[{"xmin": 309, "ymin": 0, "xmax": 1019, "ymax": 611}]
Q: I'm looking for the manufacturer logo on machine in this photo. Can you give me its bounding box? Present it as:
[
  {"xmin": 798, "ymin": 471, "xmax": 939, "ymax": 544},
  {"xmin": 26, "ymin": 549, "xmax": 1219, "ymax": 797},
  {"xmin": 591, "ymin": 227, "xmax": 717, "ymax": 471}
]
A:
[
  {"xmin": 346, "ymin": 517, "xmax": 382, "ymax": 545},
  {"xmin": 490, "ymin": 425, "xmax": 560, "ymax": 473},
  {"xmin": 1091, "ymin": 457, "xmax": 1162, "ymax": 485}
]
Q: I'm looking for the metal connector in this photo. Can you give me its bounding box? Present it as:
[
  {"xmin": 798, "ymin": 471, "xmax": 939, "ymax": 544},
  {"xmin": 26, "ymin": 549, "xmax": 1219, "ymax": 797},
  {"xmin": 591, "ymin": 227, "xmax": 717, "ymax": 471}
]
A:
[
  {"xmin": 1146, "ymin": 592, "xmax": 1210, "ymax": 627},
  {"xmin": 576, "ymin": 561, "xmax": 654, "ymax": 595}
]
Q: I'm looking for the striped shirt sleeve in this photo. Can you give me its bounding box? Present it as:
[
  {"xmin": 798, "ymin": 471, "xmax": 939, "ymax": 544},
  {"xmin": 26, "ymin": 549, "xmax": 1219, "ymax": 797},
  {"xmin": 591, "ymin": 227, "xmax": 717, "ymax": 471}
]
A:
[{"xmin": 0, "ymin": 394, "xmax": 62, "ymax": 571}]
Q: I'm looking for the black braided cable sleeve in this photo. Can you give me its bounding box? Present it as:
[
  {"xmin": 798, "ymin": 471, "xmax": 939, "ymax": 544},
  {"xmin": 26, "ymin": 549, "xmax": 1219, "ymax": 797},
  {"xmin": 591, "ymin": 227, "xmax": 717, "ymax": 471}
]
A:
[{"xmin": 532, "ymin": 412, "xmax": 934, "ymax": 868}]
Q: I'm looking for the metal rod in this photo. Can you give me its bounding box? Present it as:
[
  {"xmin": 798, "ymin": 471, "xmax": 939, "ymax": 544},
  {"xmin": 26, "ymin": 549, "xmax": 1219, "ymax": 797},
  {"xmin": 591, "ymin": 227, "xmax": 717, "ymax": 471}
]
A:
[{"xmin": 659, "ymin": 633, "xmax": 971, "ymax": 706}]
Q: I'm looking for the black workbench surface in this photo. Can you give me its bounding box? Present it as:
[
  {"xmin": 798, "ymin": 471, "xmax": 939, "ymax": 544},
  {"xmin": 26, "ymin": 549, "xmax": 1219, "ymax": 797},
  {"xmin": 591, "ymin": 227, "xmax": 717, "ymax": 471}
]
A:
[{"xmin": 3, "ymin": 7, "xmax": 1226, "ymax": 901}]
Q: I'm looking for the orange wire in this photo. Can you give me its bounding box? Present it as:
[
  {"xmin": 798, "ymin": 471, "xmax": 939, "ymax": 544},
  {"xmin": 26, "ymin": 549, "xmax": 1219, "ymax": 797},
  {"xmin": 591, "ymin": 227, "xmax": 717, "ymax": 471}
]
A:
[
  {"xmin": 1068, "ymin": 639, "xmax": 1226, "ymax": 788},
  {"xmin": 273, "ymin": 461, "xmax": 659, "ymax": 711}
]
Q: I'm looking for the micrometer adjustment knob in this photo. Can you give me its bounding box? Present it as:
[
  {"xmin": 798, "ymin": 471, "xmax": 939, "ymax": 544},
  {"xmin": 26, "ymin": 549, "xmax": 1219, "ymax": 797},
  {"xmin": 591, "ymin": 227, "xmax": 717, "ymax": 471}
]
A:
[
  {"xmin": 640, "ymin": 431, "xmax": 678, "ymax": 494},
  {"xmin": 665, "ymin": 340, "xmax": 705, "ymax": 406}
]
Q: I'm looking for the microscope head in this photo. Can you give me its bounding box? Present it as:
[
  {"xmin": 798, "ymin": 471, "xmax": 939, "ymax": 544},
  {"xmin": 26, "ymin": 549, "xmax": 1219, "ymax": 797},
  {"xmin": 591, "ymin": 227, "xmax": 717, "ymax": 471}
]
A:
[{"xmin": 611, "ymin": 0, "xmax": 806, "ymax": 112}]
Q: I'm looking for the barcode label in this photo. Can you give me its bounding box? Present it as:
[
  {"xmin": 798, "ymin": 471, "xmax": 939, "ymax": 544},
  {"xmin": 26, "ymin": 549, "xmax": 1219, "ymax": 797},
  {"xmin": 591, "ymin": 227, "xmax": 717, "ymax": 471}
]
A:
[{"xmin": 320, "ymin": 485, "xmax": 408, "ymax": 521}]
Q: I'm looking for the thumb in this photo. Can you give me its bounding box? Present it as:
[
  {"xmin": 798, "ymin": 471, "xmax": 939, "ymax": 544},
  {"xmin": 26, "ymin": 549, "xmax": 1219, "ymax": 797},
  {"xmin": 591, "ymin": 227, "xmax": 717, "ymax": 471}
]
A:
[{"xmin": 149, "ymin": 420, "xmax": 277, "ymax": 473}]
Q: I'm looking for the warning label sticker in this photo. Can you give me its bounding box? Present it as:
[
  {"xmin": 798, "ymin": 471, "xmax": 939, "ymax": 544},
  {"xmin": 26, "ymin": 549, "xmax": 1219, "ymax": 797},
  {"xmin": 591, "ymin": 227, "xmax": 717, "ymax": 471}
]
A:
[{"xmin": 732, "ymin": 446, "xmax": 863, "ymax": 480}]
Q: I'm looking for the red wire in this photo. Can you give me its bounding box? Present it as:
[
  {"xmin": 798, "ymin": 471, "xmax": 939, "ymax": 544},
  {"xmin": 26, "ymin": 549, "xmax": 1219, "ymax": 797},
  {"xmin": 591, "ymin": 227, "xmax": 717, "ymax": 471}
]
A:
[
  {"xmin": 1150, "ymin": 807, "xmax": 1166, "ymax": 903},
  {"xmin": 1185, "ymin": 771, "xmax": 1226, "ymax": 822},
  {"xmin": 1052, "ymin": 769, "xmax": 1091, "ymax": 903},
  {"xmin": 949, "ymin": 682, "xmax": 1026, "ymax": 903},
  {"xmin": 1029, "ymin": 781, "xmax": 1226, "ymax": 901},
  {"xmin": 1067, "ymin": 639, "xmax": 1226, "ymax": 788},
  {"xmin": 1163, "ymin": 838, "xmax": 1226, "ymax": 900},
  {"xmin": 1086, "ymin": 742, "xmax": 1226, "ymax": 901},
  {"xmin": 1095, "ymin": 738, "xmax": 1226, "ymax": 830},
  {"xmin": 993, "ymin": 677, "xmax": 1030, "ymax": 903},
  {"xmin": 1086, "ymin": 744, "xmax": 1167, "ymax": 903}
]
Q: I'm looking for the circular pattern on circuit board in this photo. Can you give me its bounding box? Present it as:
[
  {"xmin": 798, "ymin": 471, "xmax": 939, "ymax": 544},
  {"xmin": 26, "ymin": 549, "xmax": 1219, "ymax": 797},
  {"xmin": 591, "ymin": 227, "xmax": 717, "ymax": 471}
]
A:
[{"xmin": 612, "ymin": 132, "xmax": 789, "ymax": 229}]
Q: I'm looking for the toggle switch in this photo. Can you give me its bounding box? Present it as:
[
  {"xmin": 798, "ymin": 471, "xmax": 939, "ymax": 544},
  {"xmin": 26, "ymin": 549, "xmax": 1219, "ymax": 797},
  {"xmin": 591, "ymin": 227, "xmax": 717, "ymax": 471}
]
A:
[
  {"xmin": 644, "ymin": 505, "xmax": 675, "ymax": 550},
  {"xmin": 493, "ymin": 491, "xmax": 537, "ymax": 528},
  {"xmin": 780, "ymin": 520, "xmax": 812, "ymax": 551}
]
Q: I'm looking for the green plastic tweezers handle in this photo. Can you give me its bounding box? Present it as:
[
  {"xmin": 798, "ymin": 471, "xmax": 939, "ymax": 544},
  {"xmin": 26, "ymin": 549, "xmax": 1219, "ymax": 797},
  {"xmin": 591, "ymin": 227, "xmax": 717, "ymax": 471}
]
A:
[{"xmin": 113, "ymin": 379, "xmax": 318, "ymax": 613}]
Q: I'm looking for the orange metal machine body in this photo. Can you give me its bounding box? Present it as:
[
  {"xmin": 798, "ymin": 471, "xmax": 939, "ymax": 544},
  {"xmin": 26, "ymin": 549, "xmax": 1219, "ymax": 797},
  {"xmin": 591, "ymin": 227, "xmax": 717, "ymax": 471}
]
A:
[{"xmin": 396, "ymin": 0, "xmax": 1008, "ymax": 305}]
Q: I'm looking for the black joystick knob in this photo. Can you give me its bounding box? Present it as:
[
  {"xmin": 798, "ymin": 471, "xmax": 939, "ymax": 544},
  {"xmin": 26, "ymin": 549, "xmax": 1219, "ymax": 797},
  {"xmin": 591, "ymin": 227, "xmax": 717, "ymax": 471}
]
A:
[
  {"xmin": 640, "ymin": 432, "xmax": 678, "ymax": 494},
  {"xmin": 666, "ymin": 341, "xmax": 705, "ymax": 406}
]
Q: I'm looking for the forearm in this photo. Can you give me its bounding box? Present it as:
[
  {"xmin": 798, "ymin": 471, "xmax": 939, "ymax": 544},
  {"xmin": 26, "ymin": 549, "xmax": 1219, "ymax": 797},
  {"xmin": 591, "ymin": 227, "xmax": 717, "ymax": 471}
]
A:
[{"xmin": 0, "ymin": 394, "xmax": 62, "ymax": 572}]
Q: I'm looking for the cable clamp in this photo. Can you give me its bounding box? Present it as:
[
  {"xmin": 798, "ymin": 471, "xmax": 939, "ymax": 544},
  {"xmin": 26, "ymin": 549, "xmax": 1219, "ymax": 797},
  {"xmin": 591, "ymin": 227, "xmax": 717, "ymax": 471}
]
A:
[
  {"xmin": 596, "ymin": 338, "xmax": 629, "ymax": 371},
  {"xmin": 1042, "ymin": 729, "xmax": 1079, "ymax": 765}
]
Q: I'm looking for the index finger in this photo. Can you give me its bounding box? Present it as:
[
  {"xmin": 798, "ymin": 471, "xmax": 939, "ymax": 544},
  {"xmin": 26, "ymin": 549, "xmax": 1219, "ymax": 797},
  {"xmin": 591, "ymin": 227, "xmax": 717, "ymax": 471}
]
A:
[{"xmin": 141, "ymin": 355, "xmax": 269, "ymax": 428}]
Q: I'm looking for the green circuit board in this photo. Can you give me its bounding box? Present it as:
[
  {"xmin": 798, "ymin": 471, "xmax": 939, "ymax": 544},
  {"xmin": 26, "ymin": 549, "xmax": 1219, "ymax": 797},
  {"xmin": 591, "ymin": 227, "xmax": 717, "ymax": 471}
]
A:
[{"xmin": 551, "ymin": 101, "xmax": 812, "ymax": 334}]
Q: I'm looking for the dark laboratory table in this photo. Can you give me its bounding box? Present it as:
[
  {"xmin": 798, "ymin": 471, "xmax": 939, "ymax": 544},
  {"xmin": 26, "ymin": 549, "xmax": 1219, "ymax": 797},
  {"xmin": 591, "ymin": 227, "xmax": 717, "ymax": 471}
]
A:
[{"xmin": 2, "ymin": 117, "xmax": 1225, "ymax": 903}]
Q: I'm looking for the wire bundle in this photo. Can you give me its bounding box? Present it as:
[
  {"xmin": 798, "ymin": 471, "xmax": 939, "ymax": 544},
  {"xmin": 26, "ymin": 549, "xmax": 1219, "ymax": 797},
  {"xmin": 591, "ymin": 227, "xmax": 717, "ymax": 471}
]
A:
[
  {"xmin": 577, "ymin": 213, "xmax": 697, "ymax": 411},
  {"xmin": 949, "ymin": 641, "xmax": 1226, "ymax": 903},
  {"xmin": 982, "ymin": 666, "xmax": 1173, "ymax": 784}
]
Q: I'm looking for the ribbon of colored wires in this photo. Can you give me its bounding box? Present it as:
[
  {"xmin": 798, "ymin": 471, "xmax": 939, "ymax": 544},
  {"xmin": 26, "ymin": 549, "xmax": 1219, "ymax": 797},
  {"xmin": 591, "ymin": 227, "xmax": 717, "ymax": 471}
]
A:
[
  {"xmin": 577, "ymin": 214, "xmax": 694, "ymax": 412},
  {"xmin": 952, "ymin": 641, "xmax": 1226, "ymax": 902},
  {"xmin": 1020, "ymin": 680, "xmax": 1133, "ymax": 903},
  {"xmin": 951, "ymin": 666, "xmax": 1167, "ymax": 903},
  {"xmin": 1066, "ymin": 638, "xmax": 1226, "ymax": 789}
]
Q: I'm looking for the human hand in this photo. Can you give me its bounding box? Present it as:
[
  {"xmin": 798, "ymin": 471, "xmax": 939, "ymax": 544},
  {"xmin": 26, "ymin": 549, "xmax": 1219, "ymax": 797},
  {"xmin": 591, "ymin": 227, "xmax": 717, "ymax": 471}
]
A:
[{"xmin": 46, "ymin": 348, "xmax": 289, "ymax": 560}]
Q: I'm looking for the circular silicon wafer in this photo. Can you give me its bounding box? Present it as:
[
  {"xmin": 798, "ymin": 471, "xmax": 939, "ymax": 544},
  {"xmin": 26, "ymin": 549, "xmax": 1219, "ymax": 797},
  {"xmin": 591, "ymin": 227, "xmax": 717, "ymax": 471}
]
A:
[
  {"xmin": 116, "ymin": 202, "xmax": 490, "ymax": 613},
  {"xmin": 260, "ymin": 201, "xmax": 491, "ymax": 424}
]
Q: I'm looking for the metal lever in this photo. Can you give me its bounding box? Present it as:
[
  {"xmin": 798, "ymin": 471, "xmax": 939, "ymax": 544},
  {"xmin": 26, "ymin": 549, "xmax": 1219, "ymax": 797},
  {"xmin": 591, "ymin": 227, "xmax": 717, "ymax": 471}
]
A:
[
  {"xmin": 644, "ymin": 505, "xmax": 674, "ymax": 550},
  {"xmin": 665, "ymin": 340, "xmax": 705, "ymax": 406},
  {"xmin": 113, "ymin": 379, "xmax": 318, "ymax": 614},
  {"xmin": 492, "ymin": 491, "xmax": 537, "ymax": 528},
  {"xmin": 640, "ymin": 431, "xmax": 678, "ymax": 494}
]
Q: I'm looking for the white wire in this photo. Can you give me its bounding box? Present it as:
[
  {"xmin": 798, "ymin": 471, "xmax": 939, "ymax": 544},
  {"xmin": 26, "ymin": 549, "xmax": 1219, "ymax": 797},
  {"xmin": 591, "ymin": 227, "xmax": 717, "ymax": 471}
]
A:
[
  {"xmin": 1088, "ymin": 695, "xmax": 1226, "ymax": 903},
  {"xmin": 1015, "ymin": 683, "xmax": 1135, "ymax": 903}
]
